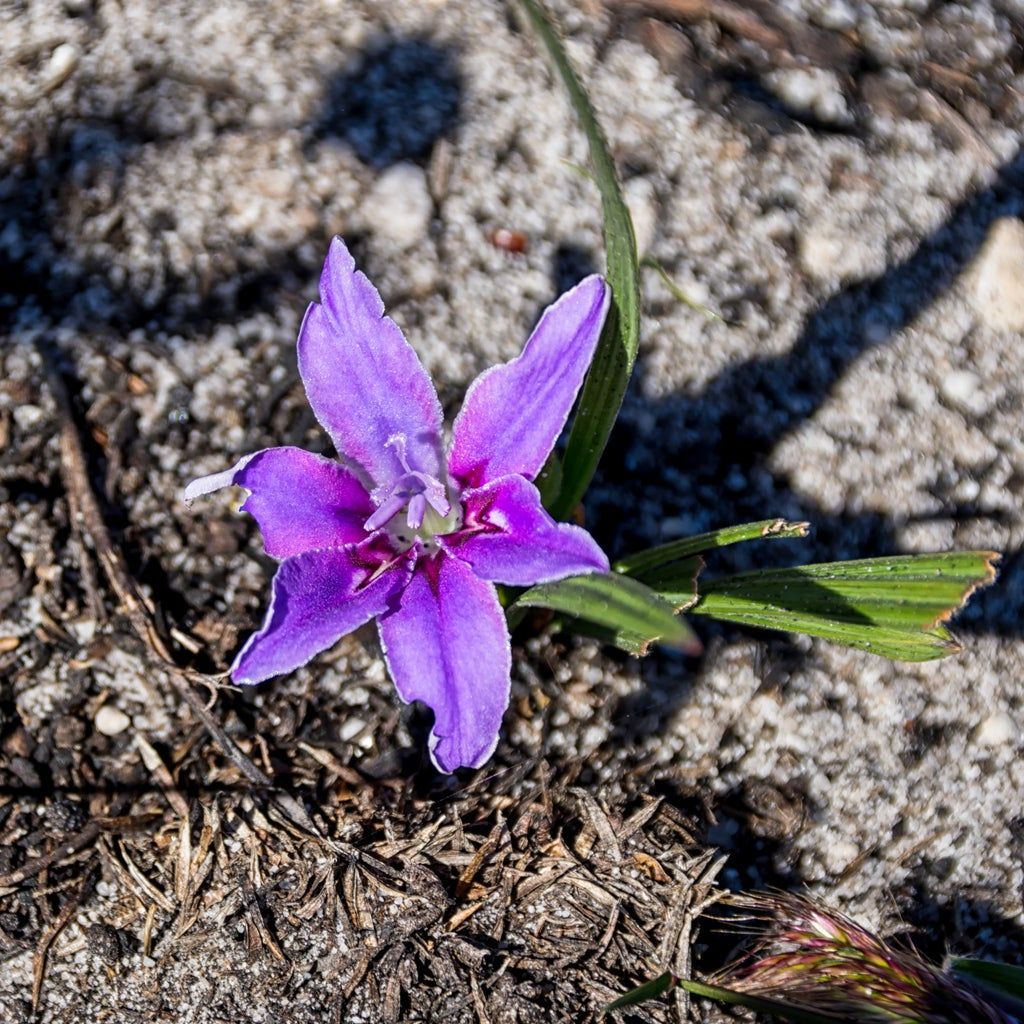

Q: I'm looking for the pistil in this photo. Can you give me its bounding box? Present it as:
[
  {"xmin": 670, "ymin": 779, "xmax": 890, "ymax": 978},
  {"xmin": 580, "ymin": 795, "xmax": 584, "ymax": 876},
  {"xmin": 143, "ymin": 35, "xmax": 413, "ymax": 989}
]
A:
[{"xmin": 363, "ymin": 434, "xmax": 462, "ymax": 551}]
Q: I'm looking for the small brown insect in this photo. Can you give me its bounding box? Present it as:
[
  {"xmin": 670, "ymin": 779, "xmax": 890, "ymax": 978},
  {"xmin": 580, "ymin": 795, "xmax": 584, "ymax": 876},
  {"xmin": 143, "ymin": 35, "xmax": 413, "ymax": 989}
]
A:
[{"xmin": 488, "ymin": 227, "xmax": 528, "ymax": 253}]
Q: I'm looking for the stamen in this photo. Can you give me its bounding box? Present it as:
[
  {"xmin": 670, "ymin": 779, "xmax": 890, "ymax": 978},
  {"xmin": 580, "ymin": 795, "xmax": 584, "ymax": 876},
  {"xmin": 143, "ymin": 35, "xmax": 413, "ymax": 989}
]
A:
[
  {"xmin": 364, "ymin": 492, "xmax": 407, "ymax": 532},
  {"xmin": 422, "ymin": 478, "xmax": 450, "ymax": 518},
  {"xmin": 406, "ymin": 493, "xmax": 427, "ymax": 530},
  {"xmin": 365, "ymin": 433, "xmax": 458, "ymax": 545}
]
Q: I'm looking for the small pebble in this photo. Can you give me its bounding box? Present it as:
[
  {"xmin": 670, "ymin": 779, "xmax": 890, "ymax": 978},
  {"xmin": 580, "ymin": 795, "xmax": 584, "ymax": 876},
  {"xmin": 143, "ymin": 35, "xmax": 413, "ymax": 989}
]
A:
[
  {"xmin": 43, "ymin": 43, "xmax": 79, "ymax": 93},
  {"xmin": 86, "ymin": 923, "xmax": 131, "ymax": 963},
  {"xmin": 939, "ymin": 369, "xmax": 983, "ymax": 413},
  {"xmin": 799, "ymin": 223, "xmax": 883, "ymax": 284},
  {"xmin": 70, "ymin": 618, "xmax": 97, "ymax": 643},
  {"xmin": 366, "ymin": 163, "xmax": 433, "ymax": 248},
  {"xmin": 13, "ymin": 404, "xmax": 45, "ymax": 430},
  {"xmin": 815, "ymin": 0, "xmax": 857, "ymax": 30},
  {"xmin": 339, "ymin": 717, "xmax": 366, "ymax": 742},
  {"xmin": 94, "ymin": 704, "xmax": 131, "ymax": 736},
  {"xmin": 767, "ymin": 68, "xmax": 853, "ymax": 127},
  {"xmin": 823, "ymin": 837, "xmax": 861, "ymax": 875},
  {"xmin": 975, "ymin": 712, "xmax": 1017, "ymax": 748},
  {"xmin": 488, "ymin": 226, "xmax": 528, "ymax": 253}
]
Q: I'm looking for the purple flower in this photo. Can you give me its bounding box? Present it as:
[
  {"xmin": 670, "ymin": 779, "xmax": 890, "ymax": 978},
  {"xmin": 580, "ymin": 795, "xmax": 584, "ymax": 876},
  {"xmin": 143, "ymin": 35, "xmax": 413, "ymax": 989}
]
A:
[{"xmin": 185, "ymin": 237, "xmax": 610, "ymax": 772}]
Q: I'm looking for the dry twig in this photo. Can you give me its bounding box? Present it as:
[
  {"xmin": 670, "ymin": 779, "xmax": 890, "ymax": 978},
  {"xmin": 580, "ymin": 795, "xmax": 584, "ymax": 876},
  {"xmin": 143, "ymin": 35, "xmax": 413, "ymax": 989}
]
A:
[
  {"xmin": 37, "ymin": 340, "xmax": 321, "ymax": 840},
  {"xmin": 32, "ymin": 865, "xmax": 97, "ymax": 1014}
]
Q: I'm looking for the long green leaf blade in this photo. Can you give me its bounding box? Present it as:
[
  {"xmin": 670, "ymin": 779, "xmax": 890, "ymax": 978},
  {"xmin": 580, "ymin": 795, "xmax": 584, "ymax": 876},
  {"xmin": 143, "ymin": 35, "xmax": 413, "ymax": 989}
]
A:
[
  {"xmin": 560, "ymin": 619, "xmax": 662, "ymax": 657},
  {"xmin": 688, "ymin": 552, "xmax": 998, "ymax": 661},
  {"xmin": 603, "ymin": 974, "xmax": 840, "ymax": 1023},
  {"xmin": 692, "ymin": 601, "xmax": 959, "ymax": 660},
  {"xmin": 518, "ymin": 0, "xmax": 640, "ymax": 521},
  {"xmin": 677, "ymin": 980, "xmax": 842, "ymax": 1023},
  {"xmin": 603, "ymin": 971, "xmax": 676, "ymax": 1013},
  {"xmin": 625, "ymin": 555, "xmax": 703, "ymax": 611},
  {"xmin": 949, "ymin": 958, "xmax": 1024, "ymax": 1016},
  {"xmin": 511, "ymin": 572, "xmax": 699, "ymax": 654},
  {"xmin": 616, "ymin": 518, "xmax": 809, "ymax": 577},
  {"xmin": 950, "ymin": 958, "xmax": 1024, "ymax": 998}
]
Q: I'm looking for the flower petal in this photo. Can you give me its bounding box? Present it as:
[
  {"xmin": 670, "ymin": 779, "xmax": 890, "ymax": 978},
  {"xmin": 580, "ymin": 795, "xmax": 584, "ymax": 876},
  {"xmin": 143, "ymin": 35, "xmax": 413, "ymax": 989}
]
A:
[
  {"xmin": 184, "ymin": 447, "xmax": 373, "ymax": 559},
  {"xmin": 378, "ymin": 553, "xmax": 511, "ymax": 772},
  {"xmin": 442, "ymin": 475, "xmax": 609, "ymax": 586},
  {"xmin": 298, "ymin": 237, "xmax": 444, "ymax": 487},
  {"xmin": 447, "ymin": 274, "xmax": 609, "ymax": 487},
  {"xmin": 232, "ymin": 540, "xmax": 410, "ymax": 684}
]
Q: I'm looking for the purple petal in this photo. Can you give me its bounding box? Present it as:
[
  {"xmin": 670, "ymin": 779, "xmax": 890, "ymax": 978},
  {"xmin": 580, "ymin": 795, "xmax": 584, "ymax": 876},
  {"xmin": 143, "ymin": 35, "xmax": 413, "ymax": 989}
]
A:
[
  {"xmin": 233, "ymin": 539, "xmax": 411, "ymax": 684},
  {"xmin": 298, "ymin": 237, "xmax": 444, "ymax": 487},
  {"xmin": 184, "ymin": 447, "xmax": 373, "ymax": 559},
  {"xmin": 447, "ymin": 275, "xmax": 610, "ymax": 488},
  {"xmin": 378, "ymin": 553, "xmax": 510, "ymax": 772},
  {"xmin": 442, "ymin": 475, "xmax": 609, "ymax": 586}
]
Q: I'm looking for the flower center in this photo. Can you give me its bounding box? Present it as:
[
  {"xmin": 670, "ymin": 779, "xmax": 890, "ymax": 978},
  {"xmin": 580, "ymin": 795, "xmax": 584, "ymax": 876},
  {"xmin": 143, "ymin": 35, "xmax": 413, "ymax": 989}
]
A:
[
  {"xmin": 385, "ymin": 490, "xmax": 463, "ymax": 554},
  {"xmin": 363, "ymin": 435, "xmax": 463, "ymax": 553}
]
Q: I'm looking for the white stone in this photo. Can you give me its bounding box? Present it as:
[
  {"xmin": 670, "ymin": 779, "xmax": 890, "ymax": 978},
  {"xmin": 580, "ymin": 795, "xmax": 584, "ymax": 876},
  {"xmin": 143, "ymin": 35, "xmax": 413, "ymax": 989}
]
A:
[
  {"xmin": 43, "ymin": 43, "xmax": 79, "ymax": 93},
  {"xmin": 338, "ymin": 717, "xmax": 366, "ymax": 742},
  {"xmin": 95, "ymin": 704, "xmax": 131, "ymax": 736},
  {"xmin": 970, "ymin": 217, "xmax": 1024, "ymax": 331},
  {"xmin": 366, "ymin": 163, "xmax": 433, "ymax": 249},
  {"xmin": 939, "ymin": 369, "xmax": 984, "ymax": 413},
  {"xmin": 822, "ymin": 837, "xmax": 861, "ymax": 874},
  {"xmin": 13, "ymin": 404, "xmax": 45, "ymax": 430},
  {"xmin": 816, "ymin": 1, "xmax": 857, "ymax": 30},
  {"xmin": 767, "ymin": 68, "xmax": 852, "ymax": 127},
  {"xmin": 798, "ymin": 223, "xmax": 883, "ymax": 284},
  {"xmin": 69, "ymin": 618, "xmax": 97, "ymax": 643},
  {"xmin": 975, "ymin": 712, "xmax": 1017, "ymax": 748}
]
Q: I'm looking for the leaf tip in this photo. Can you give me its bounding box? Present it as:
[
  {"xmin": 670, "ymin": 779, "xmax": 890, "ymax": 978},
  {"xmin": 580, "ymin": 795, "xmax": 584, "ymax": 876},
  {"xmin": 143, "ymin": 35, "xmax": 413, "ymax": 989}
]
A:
[
  {"xmin": 982, "ymin": 549, "xmax": 1002, "ymax": 578},
  {"xmin": 930, "ymin": 549, "xmax": 1001, "ymax": 630}
]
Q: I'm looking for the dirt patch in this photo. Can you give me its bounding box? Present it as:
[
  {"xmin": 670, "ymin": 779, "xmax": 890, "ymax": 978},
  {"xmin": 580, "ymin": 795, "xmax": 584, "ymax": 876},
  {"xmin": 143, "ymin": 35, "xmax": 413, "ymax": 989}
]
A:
[{"xmin": 2, "ymin": 0, "xmax": 1024, "ymax": 1020}]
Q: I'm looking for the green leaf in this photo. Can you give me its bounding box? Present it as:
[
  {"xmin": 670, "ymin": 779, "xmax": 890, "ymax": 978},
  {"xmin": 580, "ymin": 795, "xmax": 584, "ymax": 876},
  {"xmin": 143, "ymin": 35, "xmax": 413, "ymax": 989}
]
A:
[
  {"xmin": 626, "ymin": 555, "xmax": 704, "ymax": 611},
  {"xmin": 676, "ymin": 980, "xmax": 841, "ymax": 1024},
  {"xmin": 602, "ymin": 971, "xmax": 676, "ymax": 1013},
  {"xmin": 950, "ymin": 958, "xmax": 1024, "ymax": 998},
  {"xmin": 687, "ymin": 552, "xmax": 999, "ymax": 662},
  {"xmin": 949, "ymin": 958, "xmax": 1024, "ymax": 1016},
  {"xmin": 616, "ymin": 518, "xmax": 810, "ymax": 578},
  {"xmin": 603, "ymin": 974, "xmax": 840, "ymax": 1023},
  {"xmin": 510, "ymin": 572, "xmax": 700, "ymax": 655},
  {"xmin": 561, "ymin": 619, "xmax": 664, "ymax": 657},
  {"xmin": 517, "ymin": 0, "xmax": 641, "ymax": 522}
]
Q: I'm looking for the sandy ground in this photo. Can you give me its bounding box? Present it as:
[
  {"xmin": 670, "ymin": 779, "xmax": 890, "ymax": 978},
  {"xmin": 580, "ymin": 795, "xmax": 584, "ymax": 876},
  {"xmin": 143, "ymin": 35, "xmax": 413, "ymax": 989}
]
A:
[{"xmin": 1, "ymin": 0, "xmax": 1023, "ymax": 1020}]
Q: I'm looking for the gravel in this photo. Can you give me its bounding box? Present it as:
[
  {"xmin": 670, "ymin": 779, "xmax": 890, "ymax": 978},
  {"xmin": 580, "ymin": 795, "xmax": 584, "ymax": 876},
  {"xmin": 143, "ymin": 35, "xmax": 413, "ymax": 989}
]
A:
[{"xmin": 2, "ymin": 0, "xmax": 1023, "ymax": 1020}]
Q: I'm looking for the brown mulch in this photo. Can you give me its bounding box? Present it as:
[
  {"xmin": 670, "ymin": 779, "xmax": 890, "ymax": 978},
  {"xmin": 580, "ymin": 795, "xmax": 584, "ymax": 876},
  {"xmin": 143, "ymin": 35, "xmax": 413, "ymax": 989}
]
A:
[
  {"xmin": 0, "ymin": 344, "xmax": 723, "ymax": 1023},
  {"xmin": 0, "ymin": 719, "xmax": 722, "ymax": 1022}
]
